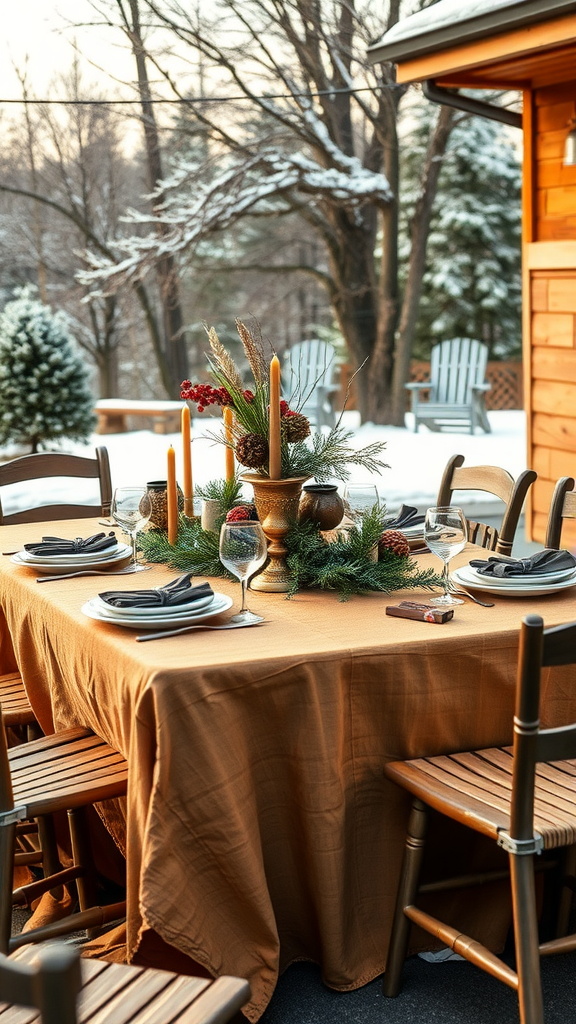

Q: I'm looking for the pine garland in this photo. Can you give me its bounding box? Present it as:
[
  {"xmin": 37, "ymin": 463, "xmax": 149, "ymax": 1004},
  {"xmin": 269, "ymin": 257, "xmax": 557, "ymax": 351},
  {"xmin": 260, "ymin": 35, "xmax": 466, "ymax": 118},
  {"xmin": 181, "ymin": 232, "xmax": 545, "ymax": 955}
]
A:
[
  {"xmin": 140, "ymin": 500, "xmax": 442, "ymax": 600},
  {"xmin": 284, "ymin": 507, "xmax": 441, "ymax": 600}
]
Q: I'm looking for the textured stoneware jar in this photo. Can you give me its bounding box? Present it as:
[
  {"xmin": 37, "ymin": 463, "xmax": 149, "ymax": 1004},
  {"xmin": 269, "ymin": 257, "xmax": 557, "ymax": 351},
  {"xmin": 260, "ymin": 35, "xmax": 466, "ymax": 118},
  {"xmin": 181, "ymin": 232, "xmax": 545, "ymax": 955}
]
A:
[
  {"xmin": 145, "ymin": 480, "xmax": 184, "ymax": 532},
  {"xmin": 298, "ymin": 484, "xmax": 344, "ymax": 531}
]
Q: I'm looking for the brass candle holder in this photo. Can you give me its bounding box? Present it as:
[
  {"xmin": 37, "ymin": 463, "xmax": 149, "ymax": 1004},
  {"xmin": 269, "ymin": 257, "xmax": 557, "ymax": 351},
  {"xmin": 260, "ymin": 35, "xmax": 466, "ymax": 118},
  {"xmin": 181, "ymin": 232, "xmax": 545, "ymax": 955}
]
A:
[{"xmin": 241, "ymin": 473, "xmax": 309, "ymax": 592}]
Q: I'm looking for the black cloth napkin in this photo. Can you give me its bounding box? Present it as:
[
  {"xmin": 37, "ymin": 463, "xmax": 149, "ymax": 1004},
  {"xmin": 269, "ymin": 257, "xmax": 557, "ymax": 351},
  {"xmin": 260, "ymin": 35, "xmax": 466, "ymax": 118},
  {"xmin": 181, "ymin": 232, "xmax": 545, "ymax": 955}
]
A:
[
  {"xmin": 469, "ymin": 548, "xmax": 576, "ymax": 578},
  {"xmin": 385, "ymin": 504, "xmax": 426, "ymax": 530},
  {"xmin": 99, "ymin": 574, "xmax": 214, "ymax": 609},
  {"xmin": 24, "ymin": 532, "xmax": 118, "ymax": 557}
]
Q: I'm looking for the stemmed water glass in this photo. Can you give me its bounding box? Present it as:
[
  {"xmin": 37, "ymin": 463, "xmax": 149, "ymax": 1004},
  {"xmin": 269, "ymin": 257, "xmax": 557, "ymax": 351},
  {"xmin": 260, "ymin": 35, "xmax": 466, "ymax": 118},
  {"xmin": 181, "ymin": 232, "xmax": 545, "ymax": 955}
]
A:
[
  {"xmin": 111, "ymin": 487, "xmax": 152, "ymax": 569},
  {"xmin": 343, "ymin": 482, "xmax": 380, "ymax": 517},
  {"xmin": 424, "ymin": 506, "xmax": 468, "ymax": 605},
  {"xmin": 219, "ymin": 521, "xmax": 268, "ymax": 624}
]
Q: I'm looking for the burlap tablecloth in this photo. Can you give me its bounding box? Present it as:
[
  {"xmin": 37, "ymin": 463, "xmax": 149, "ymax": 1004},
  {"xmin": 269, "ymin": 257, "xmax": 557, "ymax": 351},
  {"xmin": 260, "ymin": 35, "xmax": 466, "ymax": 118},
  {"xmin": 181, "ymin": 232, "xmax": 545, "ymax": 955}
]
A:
[{"xmin": 1, "ymin": 519, "xmax": 575, "ymax": 1020}]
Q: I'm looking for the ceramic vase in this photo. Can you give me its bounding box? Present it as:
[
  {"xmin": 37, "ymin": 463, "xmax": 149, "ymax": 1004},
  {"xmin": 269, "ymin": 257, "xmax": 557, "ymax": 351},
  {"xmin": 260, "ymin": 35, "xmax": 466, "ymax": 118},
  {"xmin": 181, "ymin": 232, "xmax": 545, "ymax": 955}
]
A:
[{"xmin": 298, "ymin": 483, "xmax": 344, "ymax": 531}]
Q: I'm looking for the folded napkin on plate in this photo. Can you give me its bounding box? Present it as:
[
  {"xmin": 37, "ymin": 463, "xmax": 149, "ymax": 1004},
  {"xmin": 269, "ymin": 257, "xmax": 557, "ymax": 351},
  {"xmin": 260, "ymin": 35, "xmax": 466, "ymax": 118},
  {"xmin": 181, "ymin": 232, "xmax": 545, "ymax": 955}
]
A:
[
  {"xmin": 469, "ymin": 548, "xmax": 576, "ymax": 578},
  {"xmin": 385, "ymin": 504, "xmax": 426, "ymax": 530},
  {"xmin": 24, "ymin": 532, "xmax": 118, "ymax": 557},
  {"xmin": 99, "ymin": 574, "xmax": 213, "ymax": 609}
]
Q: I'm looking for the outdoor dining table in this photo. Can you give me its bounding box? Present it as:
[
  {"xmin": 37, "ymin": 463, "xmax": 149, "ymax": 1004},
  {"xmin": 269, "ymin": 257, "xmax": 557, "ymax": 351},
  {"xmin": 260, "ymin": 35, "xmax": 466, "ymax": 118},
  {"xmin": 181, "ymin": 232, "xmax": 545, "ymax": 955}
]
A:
[{"xmin": 1, "ymin": 517, "xmax": 575, "ymax": 1021}]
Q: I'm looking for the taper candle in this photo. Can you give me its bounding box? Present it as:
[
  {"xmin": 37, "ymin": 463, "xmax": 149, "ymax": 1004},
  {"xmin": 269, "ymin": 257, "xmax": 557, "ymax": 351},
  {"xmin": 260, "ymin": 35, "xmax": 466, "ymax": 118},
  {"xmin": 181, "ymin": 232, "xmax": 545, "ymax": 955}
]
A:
[
  {"xmin": 181, "ymin": 405, "xmax": 193, "ymax": 517},
  {"xmin": 167, "ymin": 445, "xmax": 178, "ymax": 544},
  {"xmin": 269, "ymin": 354, "xmax": 281, "ymax": 479},
  {"xmin": 223, "ymin": 406, "xmax": 235, "ymax": 482}
]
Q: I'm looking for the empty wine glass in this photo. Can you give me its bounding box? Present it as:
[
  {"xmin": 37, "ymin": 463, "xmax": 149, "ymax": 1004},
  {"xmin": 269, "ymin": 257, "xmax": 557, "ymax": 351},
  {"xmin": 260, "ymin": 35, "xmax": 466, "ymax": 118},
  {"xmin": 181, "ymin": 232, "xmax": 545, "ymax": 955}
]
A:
[
  {"xmin": 424, "ymin": 506, "xmax": 468, "ymax": 606},
  {"xmin": 219, "ymin": 521, "xmax": 268, "ymax": 624},
  {"xmin": 111, "ymin": 487, "xmax": 151, "ymax": 568},
  {"xmin": 343, "ymin": 482, "xmax": 380, "ymax": 518}
]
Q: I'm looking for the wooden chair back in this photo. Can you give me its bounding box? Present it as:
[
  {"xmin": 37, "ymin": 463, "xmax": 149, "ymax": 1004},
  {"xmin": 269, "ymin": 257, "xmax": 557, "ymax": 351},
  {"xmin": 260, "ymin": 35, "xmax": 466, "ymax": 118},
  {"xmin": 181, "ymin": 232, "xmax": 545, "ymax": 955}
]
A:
[
  {"xmin": 430, "ymin": 338, "xmax": 488, "ymax": 404},
  {"xmin": 436, "ymin": 454, "xmax": 537, "ymax": 556},
  {"xmin": 545, "ymin": 476, "xmax": 576, "ymax": 550},
  {"xmin": 510, "ymin": 615, "xmax": 576, "ymax": 845},
  {"xmin": 0, "ymin": 946, "xmax": 80, "ymax": 1024},
  {"xmin": 0, "ymin": 448, "xmax": 112, "ymax": 524}
]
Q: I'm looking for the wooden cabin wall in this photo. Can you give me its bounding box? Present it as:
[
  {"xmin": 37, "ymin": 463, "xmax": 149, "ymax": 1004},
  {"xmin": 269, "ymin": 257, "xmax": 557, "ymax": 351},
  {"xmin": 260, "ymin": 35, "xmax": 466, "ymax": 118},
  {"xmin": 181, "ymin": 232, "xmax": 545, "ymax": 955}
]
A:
[{"xmin": 527, "ymin": 80, "xmax": 576, "ymax": 546}]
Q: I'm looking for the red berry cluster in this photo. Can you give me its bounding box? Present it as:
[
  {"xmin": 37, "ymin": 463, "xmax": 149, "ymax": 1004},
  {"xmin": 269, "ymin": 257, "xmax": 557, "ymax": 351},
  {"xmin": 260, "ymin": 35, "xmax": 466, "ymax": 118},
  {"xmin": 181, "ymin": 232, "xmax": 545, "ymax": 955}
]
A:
[
  {"xmin": 180, "ymin": 381, "xmax": 233, "ymax": 412},
  {"xmin": 225, "ymin": 505, "xmax": 255, "ymax": 523},
  {"xmin": 280, "ymin": 399, "xmax": 291, "ymax": 416}
]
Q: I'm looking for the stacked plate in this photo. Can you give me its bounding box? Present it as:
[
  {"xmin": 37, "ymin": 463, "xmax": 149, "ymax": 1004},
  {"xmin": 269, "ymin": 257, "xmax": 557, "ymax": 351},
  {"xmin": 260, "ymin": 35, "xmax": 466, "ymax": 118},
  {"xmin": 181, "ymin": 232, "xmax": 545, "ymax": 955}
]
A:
[
  {"xmin": 81, "ymin": 591, "xmax": 233, "ymax": 630},
  {"xmin": 452, "ymin": 563, "xmax": 576, "ymax": 598},
  {"xmin": 11, "ymin": 542, "xmax": 132, "ymax": 576}
]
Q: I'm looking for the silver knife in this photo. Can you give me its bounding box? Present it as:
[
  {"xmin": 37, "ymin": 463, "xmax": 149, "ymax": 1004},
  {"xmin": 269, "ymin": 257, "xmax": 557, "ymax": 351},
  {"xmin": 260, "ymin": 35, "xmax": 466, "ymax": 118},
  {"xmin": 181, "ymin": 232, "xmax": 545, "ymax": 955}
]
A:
[{"xmin": 136, "ymin": 621, "xmax": 266, "ymax": 642}]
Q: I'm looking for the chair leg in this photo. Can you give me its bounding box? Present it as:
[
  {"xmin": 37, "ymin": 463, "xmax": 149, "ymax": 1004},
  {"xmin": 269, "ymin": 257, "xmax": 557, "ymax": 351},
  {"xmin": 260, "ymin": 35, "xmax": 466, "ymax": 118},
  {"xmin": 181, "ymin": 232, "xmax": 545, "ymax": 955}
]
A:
[
  {"xmin": 68, "ymin": 807, "xmax": 98, "ymax": 914},
  {"xmin": 383, "ymin": 798, "xmax": 429, "ymax": 998},
  {"xmin": 0, "ymin": 820, "xmax": 15, "ymax": 953},
  {"xmin": 510, "ymin": 854, "xmax": 544, "ymax": 1024}
]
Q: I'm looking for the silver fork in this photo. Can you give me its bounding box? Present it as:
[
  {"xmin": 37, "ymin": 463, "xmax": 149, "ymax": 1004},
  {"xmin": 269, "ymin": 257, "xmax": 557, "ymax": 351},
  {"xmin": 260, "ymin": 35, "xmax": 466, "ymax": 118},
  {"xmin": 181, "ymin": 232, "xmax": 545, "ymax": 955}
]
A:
[
  {"xmin": 448, "ymin": 584, "xmax": 495, "ymax": 608},
  {"xmin": 37, "ymin": 565, "xmax": 152, "ymax": 582}
]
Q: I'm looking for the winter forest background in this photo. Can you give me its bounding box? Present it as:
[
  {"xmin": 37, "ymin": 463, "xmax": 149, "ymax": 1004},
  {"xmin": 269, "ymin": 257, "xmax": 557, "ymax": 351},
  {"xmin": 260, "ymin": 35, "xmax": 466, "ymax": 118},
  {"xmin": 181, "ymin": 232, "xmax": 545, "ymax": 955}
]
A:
[{"xmin": 0, "ymin": 0, "xmax": 522, "ymax": 429}]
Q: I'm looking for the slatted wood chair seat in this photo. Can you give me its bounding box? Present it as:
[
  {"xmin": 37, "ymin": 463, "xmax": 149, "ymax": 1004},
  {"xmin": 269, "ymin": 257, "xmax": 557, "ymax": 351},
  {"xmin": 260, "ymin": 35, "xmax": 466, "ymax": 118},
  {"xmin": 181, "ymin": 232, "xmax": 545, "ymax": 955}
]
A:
[
  {"xmin": 1, "ymin": 711, "xmax": 128, "ymax": 954},
  {"xmin": 8, "ymin": 729, "xmax": 128, "ymax": 819},
  {"xmin": 383, "ymin": 615, "xmax": 576, "ymax": 1024},
  {"xmin": 0, "ymin": 676, "xmax": 35, "ymax": 730},
  {"xmin": 386, "ymin": 747, "xmax": 576, "ymax": 852},
  {"xmin": 0, "ymin": 944, "xmax": 250, "ymax": 1024}
]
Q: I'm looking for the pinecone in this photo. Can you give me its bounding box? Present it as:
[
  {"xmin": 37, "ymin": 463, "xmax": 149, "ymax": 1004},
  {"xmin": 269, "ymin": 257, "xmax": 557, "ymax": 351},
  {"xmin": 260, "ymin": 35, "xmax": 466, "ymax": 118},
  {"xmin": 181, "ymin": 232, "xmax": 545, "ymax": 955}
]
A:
[
  {"xmin": 235, "ymin": 433, "xmax": 269, "ymax": 469},
  {"xmin": 378, "ymin": 529, "xmax": 410, "ymax": 559},
  {"xmin": 282, "ymin": 411, "xmax": 311, "ymax": 443},
  {"xmin": 225, "ymin": 504, "xmax": 259, "ymax": 523}
]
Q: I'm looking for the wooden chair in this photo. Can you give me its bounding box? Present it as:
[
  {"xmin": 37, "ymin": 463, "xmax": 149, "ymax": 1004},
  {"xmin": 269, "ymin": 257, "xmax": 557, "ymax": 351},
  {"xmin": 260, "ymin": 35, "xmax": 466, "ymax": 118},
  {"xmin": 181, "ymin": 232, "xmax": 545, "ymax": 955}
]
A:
[
  {"xmin": 545, "ymin": 476, "xmax": 576, "ymax": 549},
  {"xmin": 436, "ymin": 454, "xmax": 537, "ymax": 556},
  {"xmin": 0, "ymin": 706, "xmax": 128, "ymax": 954},
  {"xmin": 0, "ymin": 943, "xmax": 250, "ymax": 1024},
  {"xmin": 282, "ymin": 340, "xmax": 340, "ymax": 430},
  {"xmin": 0, "ymin": 446, "xmax": 113, "ymax": 733},
  {"xmin": 383, "ymin": 614, "xmax": 576, "ymax": 1024},
  {"xmin": 0, "ymin": 448, "xmax": 112, "ymax": 525},
  {"xmin": 406, "ymin": 338, "xmax": 491, "ymax": 434}
]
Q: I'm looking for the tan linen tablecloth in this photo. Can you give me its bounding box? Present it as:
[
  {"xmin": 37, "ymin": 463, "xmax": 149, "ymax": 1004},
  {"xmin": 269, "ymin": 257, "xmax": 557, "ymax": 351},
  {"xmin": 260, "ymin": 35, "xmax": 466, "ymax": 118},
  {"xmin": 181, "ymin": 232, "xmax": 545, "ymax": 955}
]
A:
[{"xmin": 1, "ymin": 519, "xmax": 575, "ymax": 1020}]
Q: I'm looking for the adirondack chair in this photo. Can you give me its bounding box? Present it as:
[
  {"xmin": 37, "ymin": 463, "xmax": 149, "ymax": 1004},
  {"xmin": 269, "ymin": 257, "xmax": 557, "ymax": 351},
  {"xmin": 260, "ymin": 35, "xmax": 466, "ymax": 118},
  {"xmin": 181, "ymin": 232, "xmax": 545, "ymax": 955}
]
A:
[
  {"xmin": 405, "ymin": 338, "xmax": 491, "ymax": 434},
  {"xmin": 283, "ymin": 340, "xmax": 340, "ymax": 431}
]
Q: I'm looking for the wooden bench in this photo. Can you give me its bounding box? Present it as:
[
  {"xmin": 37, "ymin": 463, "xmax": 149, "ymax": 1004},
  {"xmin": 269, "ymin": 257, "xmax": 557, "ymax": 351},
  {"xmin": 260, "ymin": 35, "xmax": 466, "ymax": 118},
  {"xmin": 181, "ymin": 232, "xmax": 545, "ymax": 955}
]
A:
[{"xmin": 94, "ymin": 400, "xmax": 184, "ymax": 435}]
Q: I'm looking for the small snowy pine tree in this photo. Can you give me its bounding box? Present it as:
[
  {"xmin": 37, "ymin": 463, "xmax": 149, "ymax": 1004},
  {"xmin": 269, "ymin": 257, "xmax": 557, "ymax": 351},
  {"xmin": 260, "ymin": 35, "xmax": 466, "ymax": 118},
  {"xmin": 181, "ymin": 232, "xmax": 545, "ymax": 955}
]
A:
[{"xmin": 0, "ymin": 288, "xmax": 95, "ymax": 453}]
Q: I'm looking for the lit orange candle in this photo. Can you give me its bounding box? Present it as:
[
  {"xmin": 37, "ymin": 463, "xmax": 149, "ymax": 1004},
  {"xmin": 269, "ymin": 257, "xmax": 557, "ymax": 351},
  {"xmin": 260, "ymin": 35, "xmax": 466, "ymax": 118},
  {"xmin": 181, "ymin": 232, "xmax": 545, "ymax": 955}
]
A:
[
  {"xmin": 223, "ymin": 406, "xmax": 235, "ymax": 482},
  {"xmin": 181, "ymin": 405, "xmax": 193, "ymax": 517},
  {"xmin": 269, "ymin": 354, "xmax": 281, "ymax": 479},
  {"xmin": 167, "ymin": 445, "xmax": 178, "ymax": 544}
]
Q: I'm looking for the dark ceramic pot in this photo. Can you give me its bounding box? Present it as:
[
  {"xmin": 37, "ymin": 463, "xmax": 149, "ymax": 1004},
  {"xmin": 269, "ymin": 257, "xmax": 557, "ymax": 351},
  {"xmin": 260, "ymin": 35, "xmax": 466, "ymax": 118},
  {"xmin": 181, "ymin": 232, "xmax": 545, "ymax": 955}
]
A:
[{"xmin": 298, "ymin": 483, "xmax": 344, "ymax": 531}]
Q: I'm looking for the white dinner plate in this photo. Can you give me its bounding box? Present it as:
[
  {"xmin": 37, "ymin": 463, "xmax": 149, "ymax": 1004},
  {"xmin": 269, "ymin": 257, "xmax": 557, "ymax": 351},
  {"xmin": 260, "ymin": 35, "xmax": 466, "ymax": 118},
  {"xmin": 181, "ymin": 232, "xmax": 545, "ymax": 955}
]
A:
[
  {"xmin": 81, "ymin": 592, "xmax": 233, "ymax": 629},
  {"xmin": 452, "ymin": 566, "xmax": 576, "ymax": 598},
  {"xmin": 93, "ymin": 591, "xmax": 216, "ymax": 619},
  {"xmin": 464, "ymin": 563, "xmax": 576, "ymax": 586},
  {"xmin": 18, "ymin": 543, "xmax": 123, "ymax": 565},
  {"xmin": 11, "ymin": 544, "xmax": 132, "ymax": 574}
]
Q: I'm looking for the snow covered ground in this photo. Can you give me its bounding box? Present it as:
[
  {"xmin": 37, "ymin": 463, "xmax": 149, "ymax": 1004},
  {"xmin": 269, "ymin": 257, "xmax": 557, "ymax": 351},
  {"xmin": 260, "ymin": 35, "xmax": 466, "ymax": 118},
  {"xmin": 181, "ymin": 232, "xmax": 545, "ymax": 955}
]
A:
[{"xmin": 0, "ymin": 409, "xmax": 528, "ymax": 520}]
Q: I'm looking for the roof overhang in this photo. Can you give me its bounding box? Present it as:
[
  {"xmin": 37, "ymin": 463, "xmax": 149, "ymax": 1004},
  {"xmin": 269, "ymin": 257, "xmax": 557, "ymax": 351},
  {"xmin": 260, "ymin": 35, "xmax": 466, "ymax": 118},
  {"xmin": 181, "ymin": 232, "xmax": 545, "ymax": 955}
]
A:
[{"xmin": 368, "ymin": 0, "xmax": 576, "ymax": 66}]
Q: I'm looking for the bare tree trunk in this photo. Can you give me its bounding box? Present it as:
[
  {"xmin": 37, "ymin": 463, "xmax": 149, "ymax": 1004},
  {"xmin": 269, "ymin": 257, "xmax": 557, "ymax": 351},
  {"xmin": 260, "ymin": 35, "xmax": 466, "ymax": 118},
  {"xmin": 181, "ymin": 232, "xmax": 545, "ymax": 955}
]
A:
[
  {"xmin": 124, "ymin": 0, "xmax": 190, "ymax": 393},
  {"xmin": 17, "ymin": 70, "xmax": 48, "ymax": 302},
  {"xmin": 389, "ymin": 105, "xmax": 456, "ymax": 425}
]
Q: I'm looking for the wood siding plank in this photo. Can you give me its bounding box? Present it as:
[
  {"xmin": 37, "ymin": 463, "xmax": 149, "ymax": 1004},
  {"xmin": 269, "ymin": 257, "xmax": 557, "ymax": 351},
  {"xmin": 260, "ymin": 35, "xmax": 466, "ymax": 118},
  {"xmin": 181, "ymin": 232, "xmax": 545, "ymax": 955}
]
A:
[
  {"xmin": 548, "ymin": 278, "xmax": 576, "ymax": 312},
  {"xmin": 532, "ymin": 379, "xmax": 576, "ymax": 415},
  {"xmin": 533, "ymin": 412, "xmax": 576, "ymax": 452},
  {"xmin": 532, "ymin": 346, "xmax": 576, "ymax": 381},
  {"xmin": 532, "ymin": 312, "xmax": 575, "ymax": 346}
]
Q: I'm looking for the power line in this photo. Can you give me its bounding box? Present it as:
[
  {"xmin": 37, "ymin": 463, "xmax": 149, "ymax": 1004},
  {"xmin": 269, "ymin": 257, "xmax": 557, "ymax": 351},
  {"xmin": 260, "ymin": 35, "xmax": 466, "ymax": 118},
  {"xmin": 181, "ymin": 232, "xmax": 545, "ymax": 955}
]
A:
[{"xmin": 0, "ymin": 84, "xmax": 403, "ymax": 106}]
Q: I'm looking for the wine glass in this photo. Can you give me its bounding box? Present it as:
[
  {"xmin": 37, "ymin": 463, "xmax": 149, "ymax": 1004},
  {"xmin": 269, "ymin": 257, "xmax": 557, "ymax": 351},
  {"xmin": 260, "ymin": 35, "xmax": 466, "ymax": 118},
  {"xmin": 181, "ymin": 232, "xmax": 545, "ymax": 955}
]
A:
[
  {"xmin": 219, "ymin": 521, "xmax": 268, "ymax": 624},
  {"xmin": 111, "ymin": 487, "xmax": 152, "ymax": 568},
  {"xmin": 424, "ymin": 506, "xmax": 468, "ymax": 606},
  {"xmin": 343, "ymin": 482, "xmax": 380, "ymax": 518}
]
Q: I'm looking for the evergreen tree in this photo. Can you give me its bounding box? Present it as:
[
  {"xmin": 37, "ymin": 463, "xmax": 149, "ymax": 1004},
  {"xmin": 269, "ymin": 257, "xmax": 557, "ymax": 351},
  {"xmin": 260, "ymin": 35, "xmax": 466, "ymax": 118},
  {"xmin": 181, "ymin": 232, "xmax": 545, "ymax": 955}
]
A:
[
  {"xmin": 0, "ymin": 287, "xmax": 95, "ymax": 452},
  {"xmin": 402, "ymin": 101, "xmax": 522, "ymax": 359}
]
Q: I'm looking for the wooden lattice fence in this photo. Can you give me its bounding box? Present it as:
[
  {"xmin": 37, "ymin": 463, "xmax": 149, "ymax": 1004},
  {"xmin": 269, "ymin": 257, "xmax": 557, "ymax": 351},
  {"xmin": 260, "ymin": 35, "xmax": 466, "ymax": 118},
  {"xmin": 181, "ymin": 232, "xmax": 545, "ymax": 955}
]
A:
[{"xmin": 337, "ymin": 360, "xmax": 523, "ymax": 412}]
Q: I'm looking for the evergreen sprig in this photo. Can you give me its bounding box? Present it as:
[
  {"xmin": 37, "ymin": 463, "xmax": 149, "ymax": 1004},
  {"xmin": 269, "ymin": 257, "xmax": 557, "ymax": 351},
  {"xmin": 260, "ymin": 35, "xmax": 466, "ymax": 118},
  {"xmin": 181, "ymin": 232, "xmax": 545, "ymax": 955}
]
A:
[
  {"xmin": 284, "ymin": 509, "xmax": 441, "ymax": 600},
  {"xmin": 195, "ymin": 476, "xmax": 243, "ymax": 510},
  {"xmin": 140, "ymin": 516, "xmax": 231, "ymax": 578},
  {"xmin": 282, "ymin": 426, "xmax": 388, "ymax": 482}
]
